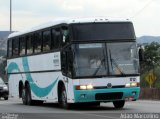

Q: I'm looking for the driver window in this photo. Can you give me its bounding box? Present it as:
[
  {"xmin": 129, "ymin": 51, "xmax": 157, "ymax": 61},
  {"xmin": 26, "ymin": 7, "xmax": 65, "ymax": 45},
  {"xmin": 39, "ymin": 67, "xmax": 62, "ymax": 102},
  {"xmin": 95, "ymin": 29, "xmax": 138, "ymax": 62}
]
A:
[{"xmin": 61, "ymin": 47, "xmax": 73, "ymax": 77}]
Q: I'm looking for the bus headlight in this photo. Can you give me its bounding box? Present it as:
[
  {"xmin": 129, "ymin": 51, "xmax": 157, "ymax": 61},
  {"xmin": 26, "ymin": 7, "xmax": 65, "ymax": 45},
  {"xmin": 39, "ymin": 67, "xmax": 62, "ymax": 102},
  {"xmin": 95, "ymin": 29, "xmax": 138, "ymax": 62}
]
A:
[
  {"xmin": 125, "ymin": 82, "xmax": 139, "ymax": 87},
  {"xmin": 131, "ymin": 82, "xmax": 138, "ymax": 87},
  {"xmin": 80, "ymin": 85, "xmax": 87, "ymax": 90},
  {"xmin": 125, "ymin": 83, "xmax": 131, "ymax": 87},
  {"xmin": 86, "ymin": 84, "xmax": 93, "ymax": 90},
  {"xmin": 76, "ymin": 84, "xmax": 93, "ymax": 90}
]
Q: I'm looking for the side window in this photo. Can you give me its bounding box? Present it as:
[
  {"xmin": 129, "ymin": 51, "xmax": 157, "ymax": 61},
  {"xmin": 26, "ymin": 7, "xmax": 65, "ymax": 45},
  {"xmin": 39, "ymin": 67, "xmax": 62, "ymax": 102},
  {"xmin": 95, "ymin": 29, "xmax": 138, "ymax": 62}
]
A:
[
  {"xmin": 34, "ymin": 32, "xmax": 42, "ymax": 53},
  {"xmin": 51, "ymin": 29, "xmax": 56, "ymax": 50},
  {"xmin": 19, "ymin": 37, "xmax": 26, "ymax": 56},
  {"xmin": 26, "ymin": 35, "xmax": 33, "ymax": 55},
  {"xmin": 12, "ymin": 38, "xmax": 19, "ymax": 56},
  {"xmin": 51, "ymin": 28, "xmax": 61, "ymax": 50},
  {"xmin": 43, "ymin": 30, "xmax": 51, "ymax": 52},
  {"xmin": 62, "ymin": 27, "xmax": 69, "ymax": 46},
  {"xmin": 61, "ymin": 47, "xmax": 73, "ymax": 77},
  {"xmin": 55, "ymin": 29, "xmax": 61, "ymax": 49},
  {"xmin": 8, "ymin": 40, "xmax": 12, "ymax": 57}
]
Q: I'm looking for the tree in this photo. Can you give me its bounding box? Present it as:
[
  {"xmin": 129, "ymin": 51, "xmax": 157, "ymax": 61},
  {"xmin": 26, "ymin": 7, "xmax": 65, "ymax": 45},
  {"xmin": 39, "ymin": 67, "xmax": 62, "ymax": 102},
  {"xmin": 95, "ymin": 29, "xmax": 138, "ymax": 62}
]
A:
[
  {"xmin": 0, "ymin": 57, "xmax": 7, "ymax": 82},
  {"xmin": 140, "ymin": 42, "xmax": 160, "ymax": 88}
]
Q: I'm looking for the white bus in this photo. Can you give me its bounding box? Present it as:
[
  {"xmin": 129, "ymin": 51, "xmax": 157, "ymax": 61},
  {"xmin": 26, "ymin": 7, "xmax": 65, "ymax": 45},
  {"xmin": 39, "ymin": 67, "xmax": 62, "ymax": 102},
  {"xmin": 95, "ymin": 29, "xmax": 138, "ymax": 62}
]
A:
[{"xmin": 7, "ymin": 18, "xmax": 140, "ymax": 109}]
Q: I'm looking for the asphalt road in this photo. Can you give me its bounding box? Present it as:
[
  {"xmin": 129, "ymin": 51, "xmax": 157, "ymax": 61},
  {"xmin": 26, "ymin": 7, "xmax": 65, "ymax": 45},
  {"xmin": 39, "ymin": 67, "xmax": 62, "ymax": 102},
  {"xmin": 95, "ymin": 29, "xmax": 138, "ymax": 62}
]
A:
[{"xmin": 0, "ymin": 98, "xmax": 160, "ymax": 119}]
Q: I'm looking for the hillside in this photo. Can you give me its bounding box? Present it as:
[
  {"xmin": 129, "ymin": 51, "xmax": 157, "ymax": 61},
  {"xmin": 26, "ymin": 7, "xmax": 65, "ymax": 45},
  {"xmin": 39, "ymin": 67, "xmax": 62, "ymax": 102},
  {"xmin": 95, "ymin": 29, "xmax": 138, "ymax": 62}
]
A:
[
  {"xmin": 137, "ymin": 36, "xmax": 160, "ymax": 44},
  {"xmin": 0, "ymin": 31, "xmax": 10, "ymax": 38}
]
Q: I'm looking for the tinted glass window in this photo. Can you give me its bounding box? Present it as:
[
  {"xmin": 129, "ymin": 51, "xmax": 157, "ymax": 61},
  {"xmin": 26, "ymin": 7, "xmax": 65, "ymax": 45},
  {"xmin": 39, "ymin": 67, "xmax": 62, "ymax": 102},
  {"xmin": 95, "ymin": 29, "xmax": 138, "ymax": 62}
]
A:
[
  {"xmin": 51, "ymin": 29, "xmax": 56, "ymax": 50},
  {"xmin": 71, "ymin": 23, "xmax": 136, "ymax": 41},
  {"xmin": 19, "ymin": 37, "xmax": 26, "ymax": 56},
  {"xmin": 43, "ymin": 30, "xmax": 51, "ymax": 52},
  {"xmin": 55, "ymin": 29, "xmax": 61, "ymax": 49},
  {"xmin": 61, "ymin": 27, "xmax": 69, "ymax": 46},
  {"xmin": 8, "ymin": 40, "xmax": 12, "ymax": 57},
  {"xmin": 51, "ymin": 28, "xmax": 62, "ymax": 50},
  {"xmin": 26, "ymin": 35, "xmax": 33, "ymax": 55},
  {"xmin": 34, "ymin": 32, "xmax": 42, "ymax": 53},
  {"xmin": 12, "ymin": 38, "xmax": 19, "ymax": 56}
]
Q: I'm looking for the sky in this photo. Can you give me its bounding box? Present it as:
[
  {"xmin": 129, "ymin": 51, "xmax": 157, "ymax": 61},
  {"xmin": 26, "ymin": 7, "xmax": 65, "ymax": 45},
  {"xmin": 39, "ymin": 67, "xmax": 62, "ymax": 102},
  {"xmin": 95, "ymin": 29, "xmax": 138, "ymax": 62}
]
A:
[{"xmin": 0, "ymin": 0, "xmax": 160, "ymax": 37}]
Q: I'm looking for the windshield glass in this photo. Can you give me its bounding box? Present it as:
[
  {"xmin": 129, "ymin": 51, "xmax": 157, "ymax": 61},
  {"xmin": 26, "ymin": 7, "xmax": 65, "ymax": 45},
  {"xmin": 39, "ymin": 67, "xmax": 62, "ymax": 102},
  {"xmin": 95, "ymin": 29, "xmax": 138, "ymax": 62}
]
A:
[
  {"xmin": 72, "ymin": 42, "xmax": 139, "ymax": 78},
  {"xmin": 73, "ymin": 43, "xmax": 108, "ymax": 77},
  {"xmin": 107, "ymin": 42, "xmax": 139, "ymax": 75}
]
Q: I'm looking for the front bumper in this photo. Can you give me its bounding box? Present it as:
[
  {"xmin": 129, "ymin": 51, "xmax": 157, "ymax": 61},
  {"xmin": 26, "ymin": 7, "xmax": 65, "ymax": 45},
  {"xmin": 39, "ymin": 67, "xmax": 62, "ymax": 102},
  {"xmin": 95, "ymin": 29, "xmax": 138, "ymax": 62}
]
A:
[
  {"xmin": 0, "ymin": 90, "xmax": 9, "ymax": 97},
  {"xmin": 74, "ymin": 87, "xmax": 140, "ymax": 103}
]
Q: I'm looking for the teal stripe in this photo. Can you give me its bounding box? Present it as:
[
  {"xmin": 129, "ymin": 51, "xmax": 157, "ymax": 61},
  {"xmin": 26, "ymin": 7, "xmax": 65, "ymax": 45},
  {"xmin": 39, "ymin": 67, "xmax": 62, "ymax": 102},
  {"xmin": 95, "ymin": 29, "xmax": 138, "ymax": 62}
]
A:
[
  {"xmin": 7, "ymin": 57, "xmax": 58, "ymax": 97},
  {"xmin": 7, "ymin": 62, "xmax": 20, "ymax": 79}
]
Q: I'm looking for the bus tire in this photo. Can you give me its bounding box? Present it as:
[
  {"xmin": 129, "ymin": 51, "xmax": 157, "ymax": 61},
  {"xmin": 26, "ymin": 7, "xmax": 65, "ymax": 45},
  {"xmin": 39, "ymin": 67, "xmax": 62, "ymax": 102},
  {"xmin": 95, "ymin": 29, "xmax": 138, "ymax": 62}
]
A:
[
  {"xmin": 26, "ymin": 84, "xmax": 34, "ymax": 105},
  {"xmin": 22, "ymin": 87, "xmax": 27, "ymax": 105},
  {"xmin": 60, "ymin": 86, "xmax": 70, "ymax": 109},
  {"xmin": 113, "ymin": 100, "xmax": 125, "ymax": 109},
  {"xmin": 4, "ymin": 97, "xmax": 8, "ymax": 100}
]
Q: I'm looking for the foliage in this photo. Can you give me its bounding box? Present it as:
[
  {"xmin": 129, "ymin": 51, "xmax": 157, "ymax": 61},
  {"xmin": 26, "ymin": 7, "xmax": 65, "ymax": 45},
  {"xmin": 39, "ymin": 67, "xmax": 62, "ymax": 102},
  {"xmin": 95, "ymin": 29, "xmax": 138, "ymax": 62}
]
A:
[
  {"xmin": 0, "ymin": 57, "xmax": 7, "ymax": 81},
  {"xmin": 140, "ymin": 42, "xmax": 160, "ymax": 88},
  {"xmin": 0, "ymin": 50, "xmax": 6, "ymax": 56}
]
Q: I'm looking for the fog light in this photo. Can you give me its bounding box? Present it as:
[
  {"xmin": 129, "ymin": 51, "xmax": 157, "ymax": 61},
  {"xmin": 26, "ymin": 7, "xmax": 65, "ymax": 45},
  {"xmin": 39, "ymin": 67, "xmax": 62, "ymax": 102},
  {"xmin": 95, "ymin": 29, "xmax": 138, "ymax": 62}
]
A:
[
  {"xmin": 80, "ymin": 94, "xmax": 86, "ymax": 98},
  {"xmin": 132, "ymin": 92, "xmax": 136, "ymax": 96}
]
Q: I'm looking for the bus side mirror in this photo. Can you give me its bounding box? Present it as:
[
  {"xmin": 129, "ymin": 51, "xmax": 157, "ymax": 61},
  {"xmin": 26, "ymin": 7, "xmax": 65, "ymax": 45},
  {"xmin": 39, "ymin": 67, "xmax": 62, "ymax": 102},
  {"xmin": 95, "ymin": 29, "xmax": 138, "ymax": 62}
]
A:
[{"xmin": 139, "ymin": 48, "xmax": 144, "ymax": 62}]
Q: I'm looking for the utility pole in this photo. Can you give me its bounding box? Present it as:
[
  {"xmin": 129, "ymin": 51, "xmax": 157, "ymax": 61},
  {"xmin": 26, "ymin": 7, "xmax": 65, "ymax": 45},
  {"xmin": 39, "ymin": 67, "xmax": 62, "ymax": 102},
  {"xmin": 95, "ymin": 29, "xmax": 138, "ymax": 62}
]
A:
[{"xmin": 10, "ymin": 0, "xmax": 12, "ymax": 33}]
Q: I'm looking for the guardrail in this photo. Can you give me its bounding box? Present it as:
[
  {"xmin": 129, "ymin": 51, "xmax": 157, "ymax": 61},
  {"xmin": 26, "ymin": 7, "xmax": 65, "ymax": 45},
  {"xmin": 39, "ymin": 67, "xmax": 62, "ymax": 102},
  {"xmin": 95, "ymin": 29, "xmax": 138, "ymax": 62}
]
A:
[{"xmin": 140, "ymin": 88, "xmax": 160, "ymax": 100}]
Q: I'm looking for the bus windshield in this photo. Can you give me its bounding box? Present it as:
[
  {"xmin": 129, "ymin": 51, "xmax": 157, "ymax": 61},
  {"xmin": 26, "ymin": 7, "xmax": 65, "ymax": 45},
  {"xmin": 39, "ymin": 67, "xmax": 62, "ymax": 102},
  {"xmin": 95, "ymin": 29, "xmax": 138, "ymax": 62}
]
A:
[
  {"xmin": 72, "ymin": 42, "xmax": 139, "ymax": 77},
  {"xmin": 107, "ymin": 42, "xmax": 139, "ymax": 75},
  {"xmin": 73, "ymin": 43, "xmax": 108, "ymax": 77}
]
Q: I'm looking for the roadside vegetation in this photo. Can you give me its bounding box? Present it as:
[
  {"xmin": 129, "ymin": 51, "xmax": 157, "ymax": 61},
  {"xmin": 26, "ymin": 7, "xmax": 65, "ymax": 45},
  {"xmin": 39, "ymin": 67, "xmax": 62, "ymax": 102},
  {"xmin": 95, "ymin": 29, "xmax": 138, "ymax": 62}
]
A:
[{"xmin": 140, "ymin": 42, "xmax": 160, "ymax": 88}]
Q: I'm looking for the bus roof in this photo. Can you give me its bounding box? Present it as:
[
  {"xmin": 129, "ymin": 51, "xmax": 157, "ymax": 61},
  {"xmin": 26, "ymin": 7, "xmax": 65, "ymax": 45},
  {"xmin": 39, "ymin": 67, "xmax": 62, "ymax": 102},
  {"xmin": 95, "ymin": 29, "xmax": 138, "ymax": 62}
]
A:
[{"xmin": 8, "ymin": 18, "xmax": 131, "ymax": 39}]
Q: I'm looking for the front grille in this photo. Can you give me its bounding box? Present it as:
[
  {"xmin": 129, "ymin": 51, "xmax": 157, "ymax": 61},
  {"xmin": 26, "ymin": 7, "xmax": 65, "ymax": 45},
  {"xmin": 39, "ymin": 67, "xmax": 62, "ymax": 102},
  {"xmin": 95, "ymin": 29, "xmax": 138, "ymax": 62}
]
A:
[
  {"xmin": 95, "ymin": 92, "xmax": 123, "ymax": 100},
  {"xmin": 94, "ymin": 85, "xmax": 125, "ymax": 89}
]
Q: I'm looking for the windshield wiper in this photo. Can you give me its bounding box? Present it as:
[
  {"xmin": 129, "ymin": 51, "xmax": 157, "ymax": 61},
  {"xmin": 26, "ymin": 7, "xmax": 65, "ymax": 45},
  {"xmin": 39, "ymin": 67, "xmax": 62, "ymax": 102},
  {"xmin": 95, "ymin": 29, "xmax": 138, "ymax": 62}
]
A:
[
  {"xmin": 92, "ymin": 58, "xmax": 105, "ymax": 76},
  {"xmin": 109, "ymin": 50, "xmax": 125, "ymax": 75}
]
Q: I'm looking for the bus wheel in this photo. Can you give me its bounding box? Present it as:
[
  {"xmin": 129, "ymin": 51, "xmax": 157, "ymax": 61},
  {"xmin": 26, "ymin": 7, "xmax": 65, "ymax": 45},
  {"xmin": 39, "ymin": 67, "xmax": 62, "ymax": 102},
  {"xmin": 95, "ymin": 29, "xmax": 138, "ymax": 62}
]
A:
[
  {"xmin": 60, "ymin": 86, "xmax": 70, "ymax": 109},
  {"xmin": 26, "ymin": 84, "xmax": 34, "ymax": 105},
  {"xmin": 22, "ymin": 87, "xmax": 27, "ymax": 105},
  {"xmin": 4, "ymin": 97, "xmax": 8, "ymax": 100},
  {"xmin": 113, "ymin": 100, "xmax": 125, "ymax": 109}
]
